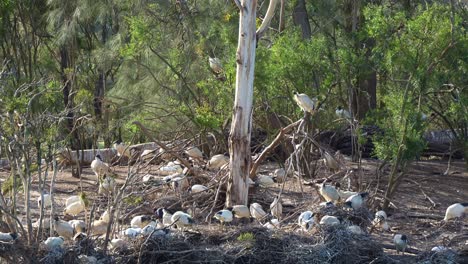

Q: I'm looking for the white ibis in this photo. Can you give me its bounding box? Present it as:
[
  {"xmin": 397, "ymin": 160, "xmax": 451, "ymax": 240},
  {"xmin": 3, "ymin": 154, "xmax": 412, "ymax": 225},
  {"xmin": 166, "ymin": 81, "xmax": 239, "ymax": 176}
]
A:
[
  {"xmin": 393, "ymin": 234, "xmax": 408, "ymax": 254},
  {"xmin": 344, "ymin": 192, "xmax": 369, "ymax": 210},
  {"xmin": 444, "ymin": 202, "xmax": 468, "ymax": 221},
  {"xmin": 293, "ymin": 91, "xmax": 317, "ymax": 114}
]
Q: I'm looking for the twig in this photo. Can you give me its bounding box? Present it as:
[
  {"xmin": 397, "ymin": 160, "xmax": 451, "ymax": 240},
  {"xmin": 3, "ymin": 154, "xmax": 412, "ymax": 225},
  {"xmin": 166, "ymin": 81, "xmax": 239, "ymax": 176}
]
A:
[{"xmin": 404, "ymin": 179, "xmax": 438, "ymax": 208}]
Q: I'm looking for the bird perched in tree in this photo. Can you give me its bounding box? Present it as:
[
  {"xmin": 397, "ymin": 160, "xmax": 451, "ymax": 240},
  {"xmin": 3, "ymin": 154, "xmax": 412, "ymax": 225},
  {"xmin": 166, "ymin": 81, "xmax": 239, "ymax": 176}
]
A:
[
  {"xmin": 319, "ymin": 215, "xmax": 341, "ymax": 226},
  {"xmin": 344, "ymin": 192, "xmax": 369, "ymax": 210},
  {"xmin": 335, "ymin": 106, "xmax": 352, "ymax": 120},
  {"xmin": 91, "ymin": 154, "xmax": 110, "ymax": 181},
  {"xmin": 250, "ymin": 203, "xmax": 267, "ymax": 222},
  {"xmin": 318, "ymin": 182, "xmax": 340, "ymax": 203},
  {"xmin": 298, "ymin": 211, "xmax": 314, "ymax": 232},
  {"xmin": 114, "ymin": 140, "xmax": 131, "ymax": 158},
  {"xmin": 444, "ymin": 203, "xmax": 468, "ymax": 221},
  {"xmin": 208, "ymin": 57, "xmax": 223, "ymax": 74},
  {"xmin": 270, "ymin": 197, "xmax": 282, "ymax": 220},
  {"xmin": 293, "ymin": 91, "xmax": 318, "ymax": 114},
  {"xmin": 393, "ymin": 234, "xmax": 408, "ymax": 254}
]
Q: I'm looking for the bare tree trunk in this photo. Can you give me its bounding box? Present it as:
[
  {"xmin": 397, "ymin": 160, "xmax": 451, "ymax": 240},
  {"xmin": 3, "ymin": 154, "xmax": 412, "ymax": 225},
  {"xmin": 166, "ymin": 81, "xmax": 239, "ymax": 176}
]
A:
[
  {"xmin": 293, "ymin": 0, "xmax": 311, "ymax": 40},
  {"xmin": 227, "ymin": 0, "xmax": 258, "ymax": 207}
]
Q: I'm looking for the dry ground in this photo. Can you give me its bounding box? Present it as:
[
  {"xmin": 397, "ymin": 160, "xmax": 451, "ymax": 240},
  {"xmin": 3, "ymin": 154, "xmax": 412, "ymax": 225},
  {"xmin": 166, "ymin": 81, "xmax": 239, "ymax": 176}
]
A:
[{"xmin": 0, "ymin": 157, "xmax": 466, "ymax": 263}]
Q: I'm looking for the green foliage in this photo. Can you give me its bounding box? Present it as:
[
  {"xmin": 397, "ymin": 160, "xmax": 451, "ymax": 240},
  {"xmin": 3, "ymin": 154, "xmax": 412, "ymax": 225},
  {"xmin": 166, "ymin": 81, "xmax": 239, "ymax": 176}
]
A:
[
  {"xmin": 237, "ymin": 232, "xmax": 255, "ymax": 242},
  {"xmin": 123, "ymin": 195, "xmax": 143, "ymax": 206}
]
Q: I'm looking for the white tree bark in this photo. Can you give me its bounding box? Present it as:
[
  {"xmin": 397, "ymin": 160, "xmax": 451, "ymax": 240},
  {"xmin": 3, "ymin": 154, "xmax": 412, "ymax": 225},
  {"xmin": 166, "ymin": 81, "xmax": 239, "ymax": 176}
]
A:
[{"xmin": 227, "ymin": 0, "xmax": 277, "ymax": 206}]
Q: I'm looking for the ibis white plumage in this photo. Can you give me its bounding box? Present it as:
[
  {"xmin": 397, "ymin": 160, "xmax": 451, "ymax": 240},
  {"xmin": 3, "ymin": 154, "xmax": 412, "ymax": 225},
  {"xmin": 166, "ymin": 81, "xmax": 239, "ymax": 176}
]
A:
[
  {"xmin": 337, "ymin": 189, "xmax": 358, "ymax": 201},
  {"xmin": 43, "ymin": 236, "xmax": 64, "ymax": 250},
  {"xmin": 318, "ymin": 182, "xmax": 340, "ymax": 203},
  {"xmin": 91, "ymin": 154, "xmax": 110, "ymax": 180},
  {"xmin": 270, "ymin": 198, "xmax": 282, "ymax": 219},
  {"xmin": 256, "ymin": 175, "xmax": 276, "ymax": 187},
  {"xmin": 65, "ymin": 199, "xmax": 85, "ymax": 216},
  {"xmin": 130, "ymin": 215, "xmax": 154, "ymax": 229},
  {"xmin": 37, "ymin": 192, "xmax": 52, "ymax": 209},
  {"xmin": 335, "ymin": 106, "xmax": 352, "ymax": 120},
  {"xmin": 249, "ymin": 203, "xmax": 267, "ymax": 222},
  {"xmin": 231, "ymin": 205, "xmax": 250, "ymax": 219},
  {"xmin": 171, "ymin": 211, "xmax": 194, "ymax": 229},
  {"xmin": 344, "ymin": 192, "xmax": 369, "ymax": 210},
  {"xmin": 206, "ymin": 154, "xmax": 229, "ymax": 170},
  {"xmin": 293, "ymin": 91, "xmax": 317, "ymax": 114},
  {"xmin": 263, "ymin": 218, "xmax": 280, "ymax": 230},
  {"xmin": 298, "ymin": 211, "xmax": 314, "ymax": 231},
  {"xmin": 155, "ymin": 208, "xmax": 173, "ymax": 227},
  {"xmin": 53, "ymin": 216, "xmax": 74, "ymax": 239},
  {"xmin": 372, "ymin": 210, "xmax": 390, "ymax": 231},
  {"xmin": 347, "ymin": 225, "xmax": 364, "ymax": 235},
  {"xmin": 393, "ymin": 234, "xmax": 408, "ymax": 254},
  {"xmin": 65, "ymin": 195, "xmax": 80, "ymax": 207},
  {"xmin": 444, "ymin": 203, "xmax": 468, "ymax": 221},
  {"xmin": 319, "ymin": 215, "xmax": 341, "ymax": 226},
  {"xmin": 191, "ymin": 184, "xmax": 208, "ymax": 194},
  {"xmin": 68, "ymin": 219, "xmax": 86, "ymax": 233},
  {"xmin": 114, "ymin": 140, "xmax": 131, "ymax": 158},
  {"xmin": 185, "ymin": 146, "xmax": 204, "ymax": 160},
  {"xmin": 122, "ymin": 227, "xmax": 142, "ymax": 238},
  {"xmin": 208, "ymin": 57, "xmax": 223, "ymax": 74},
  {"xmin": 214, "ymin": 209, "xmax": 233, "ymax": 224},
  {"xmin": 0, "ymin": 232, "xmax": 17, "ymax": 242},
  {"xmin": 99, "ymin": 174, "xmax": 116, "ymax": 194}
]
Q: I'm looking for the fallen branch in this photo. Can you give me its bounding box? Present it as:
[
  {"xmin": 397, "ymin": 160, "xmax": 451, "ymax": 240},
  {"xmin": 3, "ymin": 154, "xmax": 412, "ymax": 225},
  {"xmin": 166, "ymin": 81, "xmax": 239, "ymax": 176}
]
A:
[
  {"xmin": 404, "ymin": 179, "xmax": 438, "ymax": 208},
  {"xmin": 250, "ymin": 119, "xmax": 301, "ymax": 178},
  {"xmin": 133, "ymin": 121, "xmax": 197, "ymax": 176}
]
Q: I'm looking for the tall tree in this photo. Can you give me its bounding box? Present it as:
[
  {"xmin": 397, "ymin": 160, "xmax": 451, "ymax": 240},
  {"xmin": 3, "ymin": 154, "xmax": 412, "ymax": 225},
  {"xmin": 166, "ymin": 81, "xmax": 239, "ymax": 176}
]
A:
[{"xmin": 227, "ymin": 0, "xmax": 278, "ymax": 206}]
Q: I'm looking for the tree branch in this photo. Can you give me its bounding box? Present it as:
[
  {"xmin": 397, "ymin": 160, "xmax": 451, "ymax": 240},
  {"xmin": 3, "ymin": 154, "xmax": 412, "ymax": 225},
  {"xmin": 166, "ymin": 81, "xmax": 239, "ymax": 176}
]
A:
[
  {"xmin": 232, "ymin": 0, "xmax": 241, "ymax": 10},
  {"xmin": 256, "ymin": 0, "xmax": 278, "ymax": 40}
]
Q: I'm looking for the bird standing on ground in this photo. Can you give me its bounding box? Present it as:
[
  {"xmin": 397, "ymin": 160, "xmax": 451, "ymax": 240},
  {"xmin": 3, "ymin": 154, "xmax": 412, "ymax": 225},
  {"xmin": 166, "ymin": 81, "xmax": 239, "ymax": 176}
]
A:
[
  {"xmin": 99, "ymin": 174, "xmax": 116, "ymax": 195},
  {"xmin": 373, "ymin": 210, "xmax": 390, "ymax": 231},
  {"xmin": 256, "ymin": 175, "xmax": 276, "ymax": 187},
  {"xmin": 318, "ymin": 182, "xmax": 340, "ymax": 203},
  {"xmin": 393, "ymin": 234, "xmax": 408, "ymax": 254},
  {"xmin": 293, "ymin": 91, "xmax": 318, "ymax": 114},
  {"xmin": 444, "ymin": 202, "xmax": 468, "ymax": 221},
  {"xmin": 185, "ymin": 146, "xmax": 204, "ymax": 160},
  {"xmin": 171, "ymin": 211, "xmax": 194, "ymax": 230},
  {"xmin": 270, "ymin": 197, "xmax": 283, "ymax": 220},
  {"xmin": 155, "ymin": 208, "xmax": 173, "ymax": 227},
  {"xmin": 37, "ymin": 192, "xmax": 52, "ymax": 209},
  {"xmin": 91, "ymin": 154, "xmax": 110, "ymax": 181},
  {"xmin": 206, "ymin": 154, "xmax": 229, "ymax": 170},
  {"xmin": 231, "ymin": 205, "xmax": 251, "ymax": 220},
  {"xmin": 214, "ymin": 209, "xmax": 233, "ymax": 226},
  {"xmin": 53, "ymin": 216, "xmax": 74, "ymax": 239},
  {"xmin": 344, "ymin": 192, "xmax": 369, "ymax": 210},
  {"xmin": 319, "ymin": 215, "xmax": 341, "ymax": 226},
  {"xmin": 250, "ymin": 203, "xmax": 267, "ymax": 222}
]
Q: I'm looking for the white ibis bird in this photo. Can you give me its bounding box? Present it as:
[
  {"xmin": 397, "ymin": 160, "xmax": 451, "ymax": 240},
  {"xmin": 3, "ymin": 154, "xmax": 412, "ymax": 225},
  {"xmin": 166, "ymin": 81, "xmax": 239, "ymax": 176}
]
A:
[
  {"xmin": 208, "ymin": 57, "xmax": 223, "ymax": 74},
  {"xmin": 110, "ymin": 238, "xmax": 128, "ymax": 251},
  {"xmin": 335, "ymin": 106, "xmax": 352, "ymax": 120},
  {"xmin": 0, "ymin": 232, "xmax": 17, "ymax": 242},
  {"xmin": 270, "ymin": 197, "xmax": 283, "ymax": 219},
  {"xmin": 91, "ymin": 154, "xmax": 110, "ymax": 180},
  {"xmin": 344, "ymin": 192, "xmax": 369, "ymax": 210},
  {"xmin": 263, "ymin": 218, "xmax": 280, "ymax": 230},
  {"xmin": 347, "ymin": 225, "xmax": 364, "ymax": 235},
  {"xmin": 53, "ymin": 216, "xmax": 74, "ymax": 239},
  {"xmin": 372, "ymin": 210, "xmax": 390, "ymax": 231},
  {"xmin": 256, "ymin": 175, "xmax": 276, "ymax": 187},
  {"xmin": 231, "ymin": 205, "xmax": 251, "ymax": 220},
  {"xmin": 207, "ymin": 154, "xmax": 229, "ymax": 170},
  {"xmin": 393, "ymin": 234, "xmax": 408, "ymax": 254},
  {"xmin": 319, "ymin": 215, "xmax": 341, "ymax": 226},
  {"xmin": 171, "ymin": 211, "xmax": 194, "ymax": 229},
  {"xmin": 43, "ymin": 236, "xmax": 64, "ymax": 250},
  {"xmin": 155, "ymin": 208, "xmax": 173, "ymax": 227},
  {"xmin": 64, "ymin": 197, "xmax": 86, "ymax": 216},
  {"xmin": 99, "ymin": 174, "xmax": 116, "ymax": 195},
  {"xmin": 141, "ymin": 224, "xmax": 169, "ymax": 238},
  {"xmin": 114, "ymin": 140, "xmax": 131, "ymax": 158},
  {"xmin": 214, "ymin": 209, "xmax": 233, "ymax": 225},
  {"xmin": 130, "ymin": 215, "xmax": 155, "ymax": 229},
  {"xmin": 444, "ymin": 203, "xmax": 468, "ymax": 221},
  {"xmin": 337, "ymin": 189, "xmax": 358, "ymax": 201},
  {"xmin": 298, "ymin": 211, "xmax": 314, "ymax": 231},
  {"xmin": 293, "ymin": 91, "xmax": 317, "ymax": 114},
  {"xmin": 91, "ymin": 211, "xmax": 111, "ymax": 236},
  {"xmin": 318, "ymin": 182, "xmax": 340, "ymax": 203},
  {"xmin": 323, "ymin": 151, "xmax": 340, "ymax": 172},
  {"xmin": 250, "ymin": 203, "xmax": 267, "ymax": 222},
  {"xmin": 122, "ymin": 227, "xmax": 142, "ymax": 238},
  {"xmin": 37, "ymin": 192, "xmax": 52, "ymax": 209},
  {"xmin": 273, "ymin": 168, "xmax": 287, "ymax": 183},
  {"xmin": 68, "ymin": 219, "xmax": 86, "ymax": 233},
  {"xmin": 65, "ymin": 195, "xmax": 81, "ymax": 207},
  {"xmin": 191, "ymin": 184, "xmax": 209, "ymax": 194},
  {"xmin": 185, "ymin": 146, "xmax": 204, "ymax": 160}
]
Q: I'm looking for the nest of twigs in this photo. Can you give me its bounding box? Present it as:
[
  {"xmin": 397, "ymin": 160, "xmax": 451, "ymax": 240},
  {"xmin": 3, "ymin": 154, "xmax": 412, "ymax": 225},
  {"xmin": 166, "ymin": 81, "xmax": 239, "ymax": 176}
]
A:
[{"xmin": 416, "ymin": 249, "xmax": 460, "ymax": 264}]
